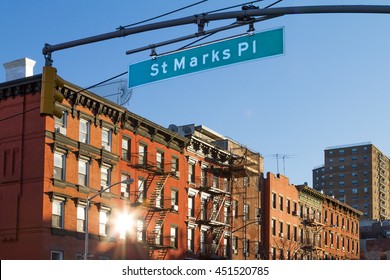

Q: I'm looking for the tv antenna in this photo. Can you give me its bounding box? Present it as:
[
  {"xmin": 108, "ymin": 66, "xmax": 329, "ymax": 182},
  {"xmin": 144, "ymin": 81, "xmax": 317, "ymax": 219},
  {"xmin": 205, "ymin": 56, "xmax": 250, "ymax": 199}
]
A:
[{"xmin": 267, "ymin": 154, "xmax": 297, "ymax": 175}]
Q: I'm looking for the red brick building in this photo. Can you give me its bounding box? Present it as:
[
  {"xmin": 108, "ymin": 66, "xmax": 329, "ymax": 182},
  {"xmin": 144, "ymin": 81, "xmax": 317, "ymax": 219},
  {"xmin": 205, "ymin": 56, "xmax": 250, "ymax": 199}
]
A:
[
  {"xmin": 0, "ymin": 73, "xmax": 189, "ymax": 259},
  {"xmin": 263, "ymin": 172, "xmax": 362, "ymax": 260}
]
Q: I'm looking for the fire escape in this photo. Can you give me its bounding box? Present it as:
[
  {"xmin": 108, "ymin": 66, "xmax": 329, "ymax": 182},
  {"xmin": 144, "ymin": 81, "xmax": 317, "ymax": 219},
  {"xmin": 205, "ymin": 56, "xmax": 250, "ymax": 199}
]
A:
[
  {"xmin": 195, "ymin": 168, "xmax": 231, "ymax": 259},
  {"xmin": 129, "ymin": 150, "xmax": 172, "ymax": 260},
  {"xmin": 300, "ymin": 213, "xmax": 324, "ymax": 260},
  {"xmin": 228, "ymin": 146, "xmax": 262, "ymax": 259}
]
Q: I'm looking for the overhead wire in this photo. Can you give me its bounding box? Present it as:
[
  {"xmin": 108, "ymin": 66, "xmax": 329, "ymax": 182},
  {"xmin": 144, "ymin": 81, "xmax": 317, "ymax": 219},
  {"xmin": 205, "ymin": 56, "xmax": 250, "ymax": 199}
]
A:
[
  {"xmin": 176, "ymin": 0, "xmax": 283, "ymax": 51},
  {"xmin": 118, "ymin": 0, "xmax": 208, "ymax": 29}
]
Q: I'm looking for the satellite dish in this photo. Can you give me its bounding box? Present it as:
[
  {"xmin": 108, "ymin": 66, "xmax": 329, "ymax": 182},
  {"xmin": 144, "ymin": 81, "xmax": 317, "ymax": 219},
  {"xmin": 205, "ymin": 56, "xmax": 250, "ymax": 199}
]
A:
[{"xmin": 168, "ymin": 124, "xmax": 178, "ymax": 133}]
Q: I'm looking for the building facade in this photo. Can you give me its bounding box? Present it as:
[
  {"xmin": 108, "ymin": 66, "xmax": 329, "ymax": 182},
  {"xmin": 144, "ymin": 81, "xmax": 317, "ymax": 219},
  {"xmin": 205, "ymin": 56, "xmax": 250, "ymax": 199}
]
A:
[
  {"xmin": 264, "ymin": 172, "xmax": 361, "ymax": 260},
  {"xmin": 0, "ymin": 74, "xmax": 190, "ymax": 259},
  {"xmin": 173, "ymin": 124, "xmax": 263, "ymax": 260},
  {"xmin": 313, "ymin": 143, "xmax": 390, "ymax": 220}
]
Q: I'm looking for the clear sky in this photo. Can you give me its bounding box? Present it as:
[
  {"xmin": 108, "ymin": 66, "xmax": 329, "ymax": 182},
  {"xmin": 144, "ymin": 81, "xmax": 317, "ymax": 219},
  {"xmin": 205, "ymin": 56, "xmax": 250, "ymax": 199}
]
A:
[{"xmin": 2, "ymin": 0, "xmax": 390, "ymax": 186}]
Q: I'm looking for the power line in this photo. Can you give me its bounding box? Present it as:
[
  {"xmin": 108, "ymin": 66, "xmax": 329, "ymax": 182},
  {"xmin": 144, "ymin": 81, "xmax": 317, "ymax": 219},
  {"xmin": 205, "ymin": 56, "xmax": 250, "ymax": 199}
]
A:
[
  {"xmin": 0, "ymin": 106, "xmax": 40, "ymax": 122},
  {"xmin": 119, "ymin": 0, "xmax": 208, "ymax": 29}
]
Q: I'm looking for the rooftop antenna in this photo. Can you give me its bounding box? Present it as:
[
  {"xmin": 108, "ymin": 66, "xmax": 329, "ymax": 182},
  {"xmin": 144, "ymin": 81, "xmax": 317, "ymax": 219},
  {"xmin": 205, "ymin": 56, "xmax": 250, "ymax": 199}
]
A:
[{"xmin": 267, "ymin": 154, "xmax": 297, "ymax": 175}]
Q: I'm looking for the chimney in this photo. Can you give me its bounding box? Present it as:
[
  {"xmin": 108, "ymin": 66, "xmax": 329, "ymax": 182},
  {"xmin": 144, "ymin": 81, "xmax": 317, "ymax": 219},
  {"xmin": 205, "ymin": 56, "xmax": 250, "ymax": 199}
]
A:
[{"xmin": 3, "ymin": 58, "xmax": 36, "ymax": 81}]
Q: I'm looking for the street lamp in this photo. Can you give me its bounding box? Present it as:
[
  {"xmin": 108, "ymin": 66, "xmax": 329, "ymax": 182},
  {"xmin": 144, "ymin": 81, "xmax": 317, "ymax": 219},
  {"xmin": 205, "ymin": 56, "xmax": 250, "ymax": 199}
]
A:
[{"xmin": 84, "ymin": 177, "xmax": 134, "ymax": 260}]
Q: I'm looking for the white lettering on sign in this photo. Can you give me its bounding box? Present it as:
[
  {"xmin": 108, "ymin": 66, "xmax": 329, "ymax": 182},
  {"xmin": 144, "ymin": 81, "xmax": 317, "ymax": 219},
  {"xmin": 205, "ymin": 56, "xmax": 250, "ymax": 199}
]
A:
[{"xmin": 149, "ymin": 39, "xmax": 259, "ymax": 77}]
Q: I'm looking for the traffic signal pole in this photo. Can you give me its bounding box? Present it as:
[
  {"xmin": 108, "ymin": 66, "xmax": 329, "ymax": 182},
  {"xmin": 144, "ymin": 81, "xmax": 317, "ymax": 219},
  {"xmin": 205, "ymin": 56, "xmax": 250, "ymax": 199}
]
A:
[{"xmin": 42, "ymin": 5, "xmax": 390, "ymax": 65}]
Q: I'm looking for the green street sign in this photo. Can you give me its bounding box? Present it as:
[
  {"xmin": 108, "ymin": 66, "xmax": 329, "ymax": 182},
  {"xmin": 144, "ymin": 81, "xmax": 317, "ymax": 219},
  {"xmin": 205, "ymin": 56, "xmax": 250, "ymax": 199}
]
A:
[{"xmin": 128, "ymin": 27, "xmax": 284, "ymax": 88}]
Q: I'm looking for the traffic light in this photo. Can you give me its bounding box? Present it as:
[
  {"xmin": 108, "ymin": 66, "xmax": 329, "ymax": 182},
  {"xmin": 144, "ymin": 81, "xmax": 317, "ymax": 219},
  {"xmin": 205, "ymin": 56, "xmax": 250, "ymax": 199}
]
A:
[{"xmin": 40, "ymin": 66, "xmax": 65, "ymax": 118}]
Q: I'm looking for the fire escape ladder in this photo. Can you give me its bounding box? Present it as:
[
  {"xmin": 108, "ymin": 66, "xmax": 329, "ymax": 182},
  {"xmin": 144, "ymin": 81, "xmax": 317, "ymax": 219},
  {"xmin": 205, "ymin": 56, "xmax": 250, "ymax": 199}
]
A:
[
  {"xmin": 147, "ymin": 208, "xmax": 171, "ymax": 259},
  {"xmin": 149, "ymin": 173, "xmax": 170, "ymax": 206},
  {"xmin": 134, "ymin": 173, "xmax": 156, "ymax": 204},
  {"xmin": 156, "ymin": 247, "xmax": 169, "ymax": 260},
  {"xmin": 210, "ymin": 196, "xmax": 226, "ymax": 223},
  {"xmin": 212, "ymin": 226, "xmax": 227, "ymax": 254}
]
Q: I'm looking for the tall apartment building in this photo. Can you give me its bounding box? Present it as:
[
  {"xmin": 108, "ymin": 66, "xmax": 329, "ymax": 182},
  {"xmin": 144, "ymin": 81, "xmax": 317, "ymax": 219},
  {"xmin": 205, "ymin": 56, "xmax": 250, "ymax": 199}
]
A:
[
  {"xmin": 264, "ymin": 172, "xmax": 361, "ymax": 260},
  {"xmin": 313, "ymin": 143, "xmax": 390, "ymax": 220}
]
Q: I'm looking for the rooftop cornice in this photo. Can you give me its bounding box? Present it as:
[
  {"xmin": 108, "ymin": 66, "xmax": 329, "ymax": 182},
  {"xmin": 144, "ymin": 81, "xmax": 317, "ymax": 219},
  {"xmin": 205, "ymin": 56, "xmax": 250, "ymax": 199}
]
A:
[{"xmin": 0, "ymin": 74, "xmax": 42, "ymax": 100}]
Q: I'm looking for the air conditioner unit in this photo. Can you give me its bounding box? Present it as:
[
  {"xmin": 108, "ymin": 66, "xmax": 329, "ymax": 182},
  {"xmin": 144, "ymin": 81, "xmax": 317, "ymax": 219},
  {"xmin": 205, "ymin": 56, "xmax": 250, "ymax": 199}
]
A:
[
  {"xmin": 121, "ymin": 192, "xmax": 129, "ymax": 198},
  {"xmin": 279, "ymin": 233, "xmax": 284, "ymax": 238},
  {"xmin": 102, "ymin": 145, "xmax": 111, "ymax": 151},
  {"xmin": 55, "ymin": 126, "xmax": 67, "ymax": 135},
  {"xmin": 233, "ymin": 249, "xmax": 238, "ymax": 254},
  {"xmin": 172, "ymin": 205, "xmax": 179, "ymax": 211},
  {"xmin": 175, "ymin": 171, "xmax": 180, "ymax": 177}
]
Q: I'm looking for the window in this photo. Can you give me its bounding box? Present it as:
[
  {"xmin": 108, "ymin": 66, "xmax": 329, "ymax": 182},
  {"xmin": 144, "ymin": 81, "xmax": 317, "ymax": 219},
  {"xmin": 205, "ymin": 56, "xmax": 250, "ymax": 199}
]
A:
[
  {"xmin": 188, "ymin": 163, "xmax": 195, "ymax": 183},
  {"xmin": 224, "ymin": 178, "xmax": 230, "ymax": 192},
  {"xmin": 78, "ymin": 159, "xmax": 89, "ymax": 187},
  {"xmin": 224, "ymin": 206, "xmax": 230, "ymax": 224},
  {"xmin": 233, "ymin": 200, "xmax": 238, "ymax": 218},
  {"xmin": 171, "ymin": 157, "xmax": 179, "ymax": 176},
  {"xmin": 136, "ymin": 219, "xmax": 145, "ymax": 242},
  {"xmin": 287, "ymin": 224, "xmax": 291, "ymax": 240},
  {"xmin": 243, "ymin": 239, "xmax": 250, "ymax": 257},
  {"xmin": 156, "ymin": 151, "xmax": 164, "ymax": 171},
  {"xmin": 121, "ymin": 138, "xmax": 130, "ymax": 160},
  {"xmin": 188, "ymin": 195, "xmax": 195, "ymax": 217},
  {"xmin": 121, "ymin": 174, "xmax": 130, "ymax": 198},
  {"xmin": 55, "ymin": 112, "xmax": 67, "ymax": 135},
  {"xmin": 187, "ymin": 228, "xmax": 195, "ymax": 252},
  {"xmin": 171, "ymin": 189, "xmax": 179, "ymax": 211},
  {"xmin": 52, "ymin": 198, "xmax": 64, "ymax": 228},
  {"xmin": 79, "ymin": 119, "xmax": 90, "ymax": 144},
  {"xmin": 102, "ymin": 128, "xmax": 112, "ymax": 151},
  {"xmin": 155, "ymin": 224, "xmax": 163, "ymax": 245},
  {"xmin": 138, "ymin": 144, "xmax": 147, "ymax": 165},
  {"xmin": 51, "ymin": 250, "xmax": 63, "ymax": 260},
  {"xmin": 155, "ymin": 183, "xmax": 164, "ymax": 208},
  {"xmin": 279, "ymin": 196, "xmax": 283, "ymax": 211},
  {"xmin": 200, "ymin": 230, "xmax": 207, "ymax": 254},
  {"xmin": 272, "ymin": 193, "xmax": 276, "ymax": 208},
  {"xmin": 137, "ymin": 179, "xmax": 145, "ymax": 203},
  {"xmin": 271, "ymin": 219, "xmax": 276, "ymax": 236},
  {"xmin": 170, "ymin": 226, "xmax": 178, "ymax": 248},
  {"xmin": 201, "ymin": 198, "xmax": 207, "ymax": 220},
  {"xmin": 352, "ymin": 188, "xmax": 358, "ymax": 194},
  {"xmin": 243, "ymin": 204, "xmax": 250, "ymax": 221},
  {"xmin": 324, "ymin": 232, "xmax": 328, "ymax": 246},
  {"xmin": 212, "ymin": 174, "xmax": 219, "ymax": 188},
  {"xmin": 232, "ymin": 236, "xmax": 238, "ymax": 254},
  {"xmin": 364, "ymin": 187, "xmax": 368, "ymax": 193},
  {"xmin": 99, "ymin": 209, "xmax": 110, "ymax": 236},
  {"xmin": 201, "ymin": 168, "xmax": 207, "ymax": 187},
  {"xmin": 279, "ymin": 221, "xmax": 283, "ymax": 235},
  {"xmin": 77, "ymin": 205, "xmax": 86, "ymax": 232},
  {"xmin": 101, "ymin": 165, "xmax": 111, "ymax": 191},
  {"xmin": 54, "ymin": 152, "xmax": 66, "ymax": 180},
  {"xmin": 286, "ymin": 199, "xmax": 291, "ymax": 214},
  {"xmin": 293, "ymin": 226, "xmax": 297, "ymax": 241}
]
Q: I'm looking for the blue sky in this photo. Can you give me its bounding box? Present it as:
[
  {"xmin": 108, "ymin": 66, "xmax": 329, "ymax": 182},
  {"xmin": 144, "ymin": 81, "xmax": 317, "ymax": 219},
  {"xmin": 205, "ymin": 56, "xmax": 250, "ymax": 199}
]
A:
[{"xmin": 2, "ymin": 0, "xmax": 390, "ymax": 185}]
